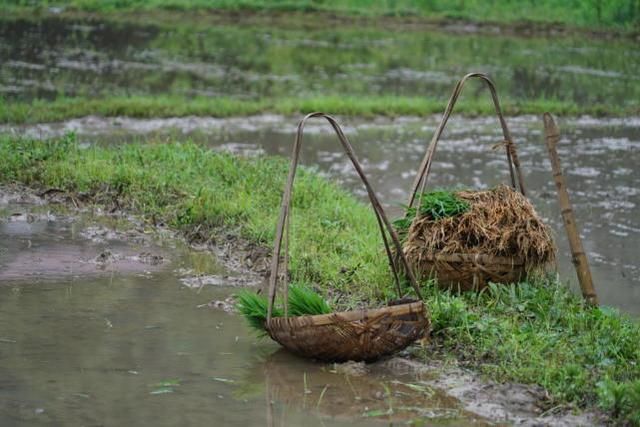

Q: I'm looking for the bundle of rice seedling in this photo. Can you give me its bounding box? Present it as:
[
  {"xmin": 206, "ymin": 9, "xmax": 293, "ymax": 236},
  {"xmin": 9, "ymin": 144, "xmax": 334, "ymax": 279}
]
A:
[
  {"xmin": 393, "ymin": 190, "xmax": 470, "ymax": 241},
  {"xmin": 400, "ymin": 185, "xmax": 555, "ymax": 290},
  {"xmin": 288, "ymin": 284, "xmax": 331, "ymax": 317},
  {"xmin": 235, "ymin": 285, "xmax": 330, "ymax": 335},
  {"xmin": 235, "ymin": 290, "xmax": 282, "ymax": 335}
]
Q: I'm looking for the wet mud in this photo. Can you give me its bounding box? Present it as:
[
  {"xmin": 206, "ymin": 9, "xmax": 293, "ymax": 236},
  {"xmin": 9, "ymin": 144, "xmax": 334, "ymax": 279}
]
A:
[
  {"xmin": 0, "ymin": 184, "xmax": 261, "ymax": 288},
  {"xmin": 378, "ymin": 358, "xmax": 603, "ymax": 426}
]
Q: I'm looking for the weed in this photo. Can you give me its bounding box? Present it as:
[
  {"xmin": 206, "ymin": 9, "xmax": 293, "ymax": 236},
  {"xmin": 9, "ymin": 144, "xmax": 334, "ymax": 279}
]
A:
[{"xmin": 235, "ymin": 290, "xmax": 281, "ymax": 335}]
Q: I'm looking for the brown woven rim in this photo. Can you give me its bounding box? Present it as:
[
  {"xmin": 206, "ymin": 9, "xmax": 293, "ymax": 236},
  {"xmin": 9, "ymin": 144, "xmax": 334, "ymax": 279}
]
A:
[{"xmin": 267, "ymin": 300, "xmax": 425, "ymax": 328}]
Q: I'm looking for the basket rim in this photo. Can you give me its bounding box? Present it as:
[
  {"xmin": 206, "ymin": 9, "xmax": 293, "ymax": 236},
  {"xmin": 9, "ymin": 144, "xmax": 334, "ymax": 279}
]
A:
[{"xmin": 265, "ymin": 300, "xmax": 426, "ymax": 328}]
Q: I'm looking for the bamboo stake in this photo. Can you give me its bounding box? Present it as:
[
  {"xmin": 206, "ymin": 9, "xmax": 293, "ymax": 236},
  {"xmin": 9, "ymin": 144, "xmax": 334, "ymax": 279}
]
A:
[{"xmin": 543, "ymin": 113, "xmax": 599, "ymax": 306}]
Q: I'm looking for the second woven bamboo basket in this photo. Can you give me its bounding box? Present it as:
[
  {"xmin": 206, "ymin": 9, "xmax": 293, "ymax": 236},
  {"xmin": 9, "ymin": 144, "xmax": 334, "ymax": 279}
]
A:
[{"xmin": 402, "ymin": 73, "xmax": 546, "ymax": 291}]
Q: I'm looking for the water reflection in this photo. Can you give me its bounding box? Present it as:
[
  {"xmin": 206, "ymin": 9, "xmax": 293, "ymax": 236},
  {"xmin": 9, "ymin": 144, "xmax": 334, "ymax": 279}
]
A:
[{"xmin": 246, "ymin": 350, "xmax": 486, "ymax": 426}]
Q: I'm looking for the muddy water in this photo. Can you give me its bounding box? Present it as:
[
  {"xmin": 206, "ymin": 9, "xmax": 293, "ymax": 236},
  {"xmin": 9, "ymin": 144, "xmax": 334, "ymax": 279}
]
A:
[
  {"xmin": 0, "ymin": 201, "xmax": 492, "ymax": 426},
  {"xmin": 6, "ymin": 114, "xmax": 638, "ymax": 314},
  {"xmin": 1, "ymin": 17, "xmax": 639, "ymax": 105}
]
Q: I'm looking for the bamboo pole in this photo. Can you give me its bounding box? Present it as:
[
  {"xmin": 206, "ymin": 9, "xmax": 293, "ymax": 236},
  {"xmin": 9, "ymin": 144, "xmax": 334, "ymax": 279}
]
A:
[{"xmin": 543, "ymin": 113, "xmax": 599, "ymax": 306}]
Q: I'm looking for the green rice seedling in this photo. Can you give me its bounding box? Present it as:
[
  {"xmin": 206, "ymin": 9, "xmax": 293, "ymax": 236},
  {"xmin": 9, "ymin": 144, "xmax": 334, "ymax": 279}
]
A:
[
  {"xmin": 392, "ymin": 206, "xmax": 417, "ymax": 240},
  {"xmin": 417, "ymin": 190, "xmax": 470, "ymax": 220},
  {"xmin": 235, "ymin": 290, "xmax": 281, "ymax": 335},
  {"xmin": 288, "ymin": 284, "xmax": 331, "ymax": 316},
  {"xmin": 393, "ymin": 191, "xmax": 470, "ymax": 238},
  {"xmin": 236, "ymin": 285, "xmax": 330, "ymax": 334}
]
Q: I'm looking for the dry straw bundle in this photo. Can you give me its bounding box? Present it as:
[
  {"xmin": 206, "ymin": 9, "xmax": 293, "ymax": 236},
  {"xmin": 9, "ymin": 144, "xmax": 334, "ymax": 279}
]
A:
[{"xmin": 402, "ymin": 73, "xmax": 555, "ymax": 290}]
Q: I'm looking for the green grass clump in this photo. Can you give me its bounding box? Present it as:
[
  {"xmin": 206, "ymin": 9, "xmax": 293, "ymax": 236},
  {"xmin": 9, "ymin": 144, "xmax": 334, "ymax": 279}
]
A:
[
  {"xmin": 597, "ymin": 378, "xmax": 640, "ymax": 425},
  {"xmin": 417, "ymin": 190, "xmax": 470, "ymax": 220},
  {"xmin": 391, "ymin": 206, "xmax": 417, "ymax": 238},
  {"xmin": 288, "ymin": 283, "xmax": 332, "ymax": 317}
]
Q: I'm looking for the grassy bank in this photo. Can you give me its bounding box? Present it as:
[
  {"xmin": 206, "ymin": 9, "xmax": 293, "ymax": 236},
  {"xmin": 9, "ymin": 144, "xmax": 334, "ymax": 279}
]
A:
[
  {"xmin": 3, "ymin": 0, "xmax": 639, "ymax": 31},
  {"xmin": 1, "ymin": 134, "xmax": 639, "ymax": 424},
  {"xmin": 1, "ymin": 96, "xmax": 634, "ymax": 124}
]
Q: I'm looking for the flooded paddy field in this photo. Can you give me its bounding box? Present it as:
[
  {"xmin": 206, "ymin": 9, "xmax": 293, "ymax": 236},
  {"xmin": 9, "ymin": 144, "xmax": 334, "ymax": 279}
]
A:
[
  {"xmin": 5, "ymin": 113, "xmax": 639, "ymax": 315},
  {"xmin": 1, "ymin": 16, "xmax": 639, "ymax": 107}
]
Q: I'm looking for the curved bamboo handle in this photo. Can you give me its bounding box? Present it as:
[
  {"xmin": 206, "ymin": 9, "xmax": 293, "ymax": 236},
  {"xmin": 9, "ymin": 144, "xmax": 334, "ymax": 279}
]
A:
[
  {"xmin": 266, "ymin": 112, "xmax": 422, "ymax": 321},
  {"xmin": 408, "ymin": 73, "xmax": 526, "ymax": 209}
]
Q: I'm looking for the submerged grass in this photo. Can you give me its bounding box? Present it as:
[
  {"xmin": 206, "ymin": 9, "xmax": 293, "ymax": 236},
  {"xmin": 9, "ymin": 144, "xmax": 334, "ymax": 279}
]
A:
[
  {"xmin": 1, "ymin": 134, "xmax": 639, "ymax": 423},
  {"xmin": 0, "ymin": 96, "xmax": 634, "ymax": 125}
]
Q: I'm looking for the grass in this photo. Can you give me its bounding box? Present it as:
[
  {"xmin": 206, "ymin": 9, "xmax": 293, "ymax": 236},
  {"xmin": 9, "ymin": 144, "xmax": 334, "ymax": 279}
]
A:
[
  {"xmin": 3, "ymin": 0, "xmax": 639, "ymax": 31},
  {"xmin": 1, "ymin": 134, "xmax": 639, "ymax": 423},
  {"xmin": 1, "ymin": 95, "xmax": 635, "ymax": 124},
  {"xmin": 421, "ymin": 280, "xmax": 640, "ymax": 425},
  {"xmin": 416, "ymin": 191, "xmax": 471, "ymax": 220},
  {"xmin": 0, "ymin": 133, "xmax": 392, "ymax": 301}
]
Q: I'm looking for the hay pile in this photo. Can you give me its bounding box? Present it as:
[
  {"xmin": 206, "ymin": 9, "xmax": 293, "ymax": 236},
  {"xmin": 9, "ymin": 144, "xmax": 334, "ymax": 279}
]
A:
[{"xmin": 402, "ymin": 185, "xmax": 555, "ymax": 287}]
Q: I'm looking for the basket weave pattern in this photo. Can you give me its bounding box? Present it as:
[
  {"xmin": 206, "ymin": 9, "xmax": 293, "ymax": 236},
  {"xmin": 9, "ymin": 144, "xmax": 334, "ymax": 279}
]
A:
[
  {"xmin": 409, "ymin": 253, "xmax": 525, "ymax": 291},
  {"xmin": 266, "ymin": 302, "xmax": 428, "ymax": 362}
]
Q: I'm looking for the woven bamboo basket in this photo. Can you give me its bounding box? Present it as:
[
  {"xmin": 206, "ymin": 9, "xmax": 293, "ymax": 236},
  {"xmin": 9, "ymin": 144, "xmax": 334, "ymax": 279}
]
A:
[
  {"xmin": 404, "ymin": 73, "xmax": 533, "ymax": 291},
  {"xmin": 265, "ymin": 112, "xmax": 430, "ymax": 363}
]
